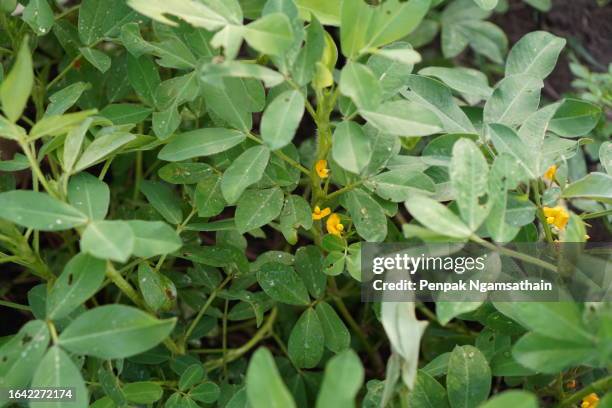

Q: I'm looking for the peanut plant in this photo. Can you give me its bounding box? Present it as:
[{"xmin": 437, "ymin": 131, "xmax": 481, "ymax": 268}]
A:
[{"xmin": 0, "ymin": 0, "xmax": 610, "ymax": 407}]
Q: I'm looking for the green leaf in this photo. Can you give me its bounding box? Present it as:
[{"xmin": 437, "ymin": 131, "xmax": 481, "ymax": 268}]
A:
[
  {"xmin": 447, "ymin": 346, "xmax": 491, "ymax": 408},
  {"xmin": 101, "ymin": 104, "xmax": 152, "ymax": 125},
  {"xmin": 404, "ymin": 195, "xmax": 472, "ymax": 238},
  {"xmin": 74, "ymin": 131, "xmax": 136, "ymax": 172},
  {"xmin": 257, "ymin": 262, "xmax": 310, "ymax": 306},
  {"xmin": 159, "ymin": 128, "xmax": 246, "ymax": 162},
  {"xmin": 179, "ymin": 364, "xmax": 205, "ymax": 391},
  {"xmin": 332, "ymin": 121, "xmax": 372, "ymax": 174},
  {"xmin": 235, "ymin": 187, "xmax": 284, "ymax": 233},
  {"xmin": 0, "ymin": 320, "xmax": 49, "ymax": 393},
  {"xmin": 340, "ymin": 0, "xmax": 430, "ymax": 58},
  {"xmin": 517, "ymin": 102, "xmax": 562, "ymax": 177},
  {"xmin": 404, "ymin": 75, "xmax": 477, "ymax": 133},
  {"xmin": 512, "ymin": 333, "xmax": 596, "ymax": 373},
  {"xmin": 0, "ymin": 153, "xmax": 28, "ymax": 171},
  {"xmin": 339, "ymin": 62, "xmax": 381, "ymax": 111},
  {"xmin": 600, "ymin": 142, "xmax": 612, "ymax": 174},
  {"xmin": 483, "ymin": 74, "xmax": 543, "ymax": 126},
  {"xmin": 472, "ymin": 0, "xmax": 497, "ymax": 10},
  {"xmin": 190, "ymin": 382, "xmax": 221, "ymax": 403},
  {"xmin": 316, "ymin": 301, "xmax": 350, "ymax": 353},
  {"xmin": 80, "ymin": 47, "xmax": 111, "ymax": 73},
  {"xmin": 0, "ymin": 116, "xmax": 26, "ymax": 140},
  {"xmin": 418, "ymin": 67, "xmax": 492, "ymax": 104},
  {"xmin": 68, "ymin": 172, "xmax": 110, "ymax": 221},
  {"xmin": 30, "ymin": 110, "xmax": 97, "ymax": 141},
  {"xmin": 505, "ymin": 31, "xmax": 565, "ymax": 80},
  {"xmin": 127, "ymin": 0, "xmax": 229, "ymax": 31},
  {"xmin": 295, "ymin": 0, "xmax": 340, "ymax": 25},
  {"xmin": 487, "ymin": 123, "xmax": 536, "ymax": 179},
  {"xmin": 362, "ymin": 100, "xmax": 443, "ymax": 137},
  {"xmin": 343, "ymin": 189, "xmax": 387, "ymax": 242},
  {"xmin": 123, "ymin": 382, "xmax": 164, "ymax": 404},
  {"xmin": 30, "ymin": 346, "xmax": 89, "ymax": 408},
  {"xmin": 549, "ymin": 98, "xmax": 602, "ymax": 137},
  {"xmin": 366, "ymin": 170, "xmax": 435, "ymax": 202},
  {"xmin": 408, "ymin": 371, "xmax": 450, "ymax": 408},
  {"xmin": 140, "ymin": 180, "xmax": 183, "ymax": 224},
  {"xmin": 246, "ymin": 348, "xmax": 297, "ymax": 408},
  {"xmin": 128, "ymin": 220, "xmax": 183, "ymax": 258},
  {"xmin": 81, "ymin": 220, "xmax": 135, "ymax": 262},
  {"xmin": 63, "ymin": 118, "xmax": 93, "ymax": 173},
  {"xmin": 201, "ymin": 61, "xmax": 285, "ymax": 88},
  {"xmin": 159, "ymin": 162, "xmax": 214, "ymax": 184},
  {"xmin": 288, "ymin": 307, "xmax": 325, "ymax": 368},
  {"xmin": 562, "ymin": 172, "xmax": 612, "ymax": 204},
  {"xmin": 478, "ymin": 391, "xmax": 538, "ymax": 408},
  {"xmin": 22, "ymin": 0, "xmax": 54, "ymax": 36},
  {"xmin": 221, "ymin": 145, "xmax": 270, "ymax": 204},
  {"xmin": 315, "ymin": 349, "xmax": 364, "ymax": 408},
  {"xmin": 127, "ymin": 54, "xmax": 161, "ymax": 106},
  {"xmin": 202, "ymin": 79, "xmax": 253, "ymax": 132},
  {"xmin": 195, "ymin": 173, "xmax": 226, "ymax": 217},
  {"xmin": 279, "ymin": 195, "xmax": 313, "ymax": 245},
  {"xmin": 485, "ymin": 155, "xmax": 527, "ymax": 242},
  {"xmin": 261, "ymin": 90, "xmax": 305, "ymax": 150},
  {"xmin": 492, "ymin": 301, "xmax": 592, "ymax": 342},
  {"xmin": 137, "ymin": 263, "xmax": 177, "ymax": 312},
  {"xmin": 46, "ymin": 82, "xmax": 89, "ymax": 116},
  {"xmin": 58, "ymin": 305, "xmax": 176, "ymax": 358},
  {"xmin": 0, "ymin": 190, "xmax": 88, "ymax": 231},
  {"xmin": 243, "ymin": 13, "xmax": 294, "ymax": 56},
  {"xmin": 47, "ymin": 253, "xmax": 106, "ymax": 320},
  {"xmin": 294, "ymin": 245, "xmax": 325, "ymax": 299},
  {"xmin": 381, "ymin": 302, "xmax": 428, "ymax": 389},
  {"xmin": 0, "ymin": 39, "xmax": 33, "ymax": 123},
  {"xmin": 292, "ymin": 16, "xmax": 325, "ymax": 85},
  {"xmin": 450, "ymin": 138, "xmax": 490, "ymax": 230},
  {"xmin": 79, "ymin": 0, "xmax": 138, "ymax": 45},
  {"xmin": 373, "ymin": 47, "xmax": 421, "ymax": 66}
]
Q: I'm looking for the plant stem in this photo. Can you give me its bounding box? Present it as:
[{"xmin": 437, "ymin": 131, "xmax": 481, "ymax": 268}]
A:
[
  {"xmin": 532, "ymin": 180, "xmax": 554, "ymax": 242},
  {"xmin": 558, "ymin": 375, "xmax": 612, "ymax": 407},
  {"xmin": 323, "ymin": 179, "xmax": 367, "ymax": 203},
  {"xmin": 204, "ymin": 307, "xmax": 277, "ymax": 371},
  {"xmin": 0, "ymin": 299, "xmax": 31, "ymax": 311},
  {"xmin": 581, "ymin": 209, "xmax": 612, "ymax": 220},
  {"xmin": 47, "ymin": 320, "xmax": 59, "ymax": 344},
  {"xmin": 182, "ymin": 275, "xmax": 232, "ymax": 351},
  {"xmin": 245, "ymin": 132, "xmax": 310, "ymax": 175},
  {"xmin": 470, "ymin": 235, "xmax": 558, "ymax": 272},
  {"xmin": 106, "ymin": 262, "xmax": 181, "ymax": 355},
  {"xmin": 329, "ymin": 278, "xmax": 384, "ymax": 373}
]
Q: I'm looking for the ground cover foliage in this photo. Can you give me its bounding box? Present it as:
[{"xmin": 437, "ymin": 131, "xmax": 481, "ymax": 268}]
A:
[{"xmin": 0, "ymin": 0, "xmax": 611, "ymax": 407}]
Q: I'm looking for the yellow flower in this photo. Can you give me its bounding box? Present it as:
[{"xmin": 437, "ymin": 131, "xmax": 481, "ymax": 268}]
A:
[
  {"xmin": 312, "ymin": 206, "xmax": 331, "ymax": 220},
  {"xmin": 543, "ymin": 164, "xmax": 557, "ymax": 181},
  {"xmin": 543, "ymin": 206, "xmax": 570, "ymax": 230},
  {"xmin": 326, "ymin": 213, "xmax": 344, "ymax": 236},
  {"xmin": 581, "ymin": 393, "xmax": 599, "ymax": 408},
  {"xmin": 315, "ymin": 159, "xmax": 329, "ymax": 179}
]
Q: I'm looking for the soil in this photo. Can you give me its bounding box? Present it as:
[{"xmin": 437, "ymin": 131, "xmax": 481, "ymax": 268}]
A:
[{"xmin": 493, "ymin": 0, "xmax": 612, "ymax": 96}]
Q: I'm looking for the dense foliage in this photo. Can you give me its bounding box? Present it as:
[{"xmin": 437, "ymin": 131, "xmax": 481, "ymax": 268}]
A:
[{"xmin": 0, "ymin": 0, "xmax": 611, "ymax": 407}]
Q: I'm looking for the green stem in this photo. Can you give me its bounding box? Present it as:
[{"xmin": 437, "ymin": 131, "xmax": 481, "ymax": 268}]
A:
[
  {"xmin": 581, "ymin": 209, "xmax": 612, "ymax": 220},
  {"xmin": 204, "ymin": 307, "xmax": 277, "ymax": 371},
  {"xmin": 19, "ymin": 140, "xmax": 58, "ymax": 199},
  {"xmin": 557, "ymin": 375, "xmax": 612, "ymax": 407},
  {"xmin": 532, "ymin": 180, "xmax": 554, "ymax": 242},
  {"xmin": 329, "ymin": 278, "xmax": 384, "ymax": 373},
  {"xmin": 245, "ymin": 132, "xmax": 310, "ymax": 175},
  {"xmin": 47, "ymin": 320, "xmax": 59, "ymax": 344},
  {"xmin": 470, "ymin": 235, "xmax": 558, "ymax": 272},
  {"xmin": 323, "ymin": 179, "xmax": 367, "ymax": 203},
  {"xmin": 106, "ymin": 262, "xmax": 181, "ymax": 355},
  {"xmin": 0, "ymin": 299, "xmax": 31, "ymax": 311},
  {"xmin": 182, "ymin": 275, "xmax": 232, "ymax": 351}
]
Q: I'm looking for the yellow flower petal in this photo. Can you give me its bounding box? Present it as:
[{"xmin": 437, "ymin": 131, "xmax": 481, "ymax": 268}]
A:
[
  {"xmin": 315, "ymin": 159, "xmax": 329, "ymax": 179},
  {"xmin": 543, "ymin": 164, "xmax": 557, "ymax": 181},
  {"xmin": 326, "ymin": 213, "xmax": 344, "ymax": 236},
  {"xmin": 312, "ymin": 206, "xmax": 331, "ymax": 220}
]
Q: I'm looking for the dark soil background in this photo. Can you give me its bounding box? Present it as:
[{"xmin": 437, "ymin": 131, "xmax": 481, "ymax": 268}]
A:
[{"xmin": 494, "ymin": 0, "xmax": 612, "ymax": 97}]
